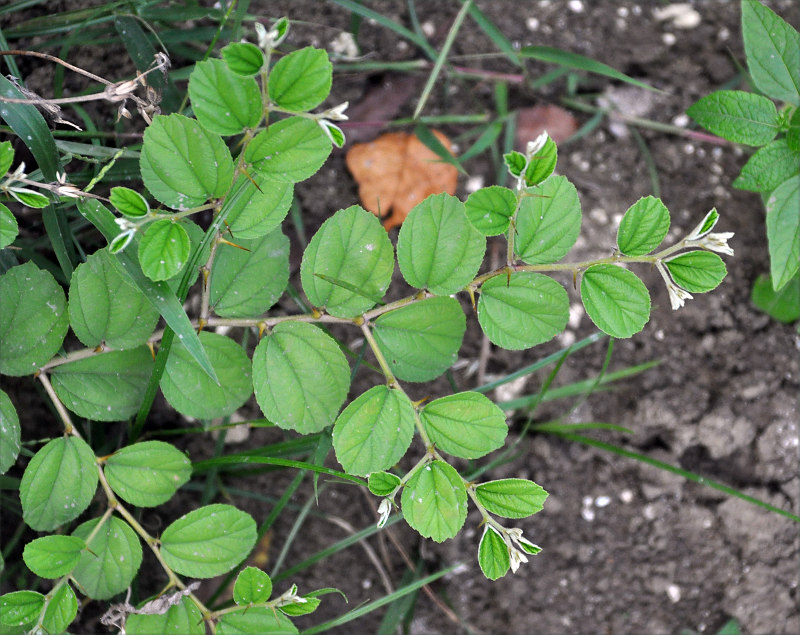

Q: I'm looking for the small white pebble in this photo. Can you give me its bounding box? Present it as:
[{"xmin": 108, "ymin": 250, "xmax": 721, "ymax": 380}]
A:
[
  {"xmin": 595, "ymin": 495, "xmax": 611, "ymax": 508},
  {"xmin": 465, "ymin": 175, "xmax": 484, "ymax": 193},
  {"xmin": 526, "ymin": 17, "xmax": 540, "ymax": 31},
  {"xmin": 667, "ymin": 584, "xmax": 682, "ymax": 603},
  {"xmin": 421, "ymin": 21, "xmax": 435, "ymax": 37},
  {"xmin": 662, "ymin": 32, "xmax": 677, "ymax": 46},
  {"xmin": 672, "ymin": 113, "xmax": 689, "ymax": 127},
  {"xmin": 567, "ymin": 0, "xmax": 584, "ymax": 12},
  {"xmin": 619, "ymin": 489, "xmax": 634, "ymax": 504}
]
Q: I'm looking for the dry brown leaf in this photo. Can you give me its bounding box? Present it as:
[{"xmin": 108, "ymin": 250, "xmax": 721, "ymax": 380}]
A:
[
  {"xmin": 515, "ymin": 105, "xmax": 578, "ymax": 150},
  {"xmin": 345, "ymin": 130, "xmax": 458, "ymax": 230}
]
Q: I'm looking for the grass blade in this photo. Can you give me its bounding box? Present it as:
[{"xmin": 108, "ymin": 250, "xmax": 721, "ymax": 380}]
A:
[
  {"xmin": 191, "ymin": 455, "xmax": 365, "ymax": 485},
  {"xmin": 413, "ymin": 123, "xmax": 467, "ymax": 174},
  {"xmin": 465, "ymin": 0, "xmax": 521, "ymax": 67}
]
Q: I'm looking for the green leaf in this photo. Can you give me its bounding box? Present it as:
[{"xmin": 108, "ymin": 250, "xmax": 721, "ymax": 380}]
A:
[
  {"xmin": 222, "ymin": 42, "xmax": 265, "ymax": 76},
  {"xmin": 301, "ymin": 205, "xmax": 394, "ymax": 317},
  {"xmin": 245, "ymin": 116, "xmax": 331, "ymax": 183},
  {"xmin": 160, "ymin": 504, "xmax": 256, "ymax": 578},
  {"xmin": 10, "ymin": 189, "xmax": 49, "ymax": 208},
  {"xmin": 477, "ymin": 272, "xmax": 569, "ymax": 350},
  {"xmin": 105, "ymin": 441, "xmax": 192, "ymax": 507},
  {"xmin": 140, "ymin": 113, "xmax": 234, "ymax": 209},
  {"xmin": 733, "ymin": 139, "xmax": 800, "ymax": 193},
  {"xmin": 160, "ymin": 331, "xmax": 252, "ymax": 419},
  {"xmin": 126, "ymin": 597, "xmax": 204, "ymax": 635},
  {"xmin": 616, "ymin": 196, "xmax": 671, "ymax": 256},
  {"xmin": 515, "ymin": 175, "xmax": 582, "ymax": 264},
  {"xmin": 189, "ymin": 58, "xmax": 263, "ymax": 135},
  {"xmin": 51, "ymin": 348, "xmax": 154, "ymax": 421},
  {"xmin": 72, "ymin": 516, "xmax": 142, "ymax": 600},
  {"xmin": 0, "ymin": 261, "xmax": 68, "ymax": 376},
  {"xmin": 396, "ymin": 193, "xmax": 485, "ymax": 295},
  {"xmin": 333, "ymin": 386, "xmax": 415, "ymax": 476},
  {"xmin": 368, "ymin": 471, "xmax": 402, "ymax": 496},
  {"xmin": 742, "ymin": 0, "xmax": 800, "ymax": 106},
  {"xmin": 221, "ymin": 172, "xmax": 293, "ymax": 239},
  {"xmin": 0, "ymin": 591, "xmax": 43, "ymax": 628},
  {"xmin": 138, "ymin": 219, "xmax": 191, "ymax": 281},
  {"xmin": 210, "ymin": 230, "xmax": 289, "ymax": 317},
  {"xmin": 69, "ymin": 249, "xmax": 159, "ymax": 349},
  {"xmin": 401, "ymin": 460, "xmax": 467, "ymax": 542},
  {"xmin": 580, "ymin": 264, "xmax": 650, "ymax": 338},
  {"xmin": 420, "ymin": 392, "xmax": 507, "ymax": 459},
  {"xmin": 751, "ymin": 273, "xmax": 800, "ymax": 323},
  {"xmin": 252, "ymin": 321, "xmax": 350, "ymax": 433},
  {"xmin": 268, "ymin": 47, "xmax": 332, "ymax": 111},
  {"xmin": 665, "ymin": 251, "xmax": 727, "ymax": 293},
  {"xmin": 233, "ymin": 567, "xmax": 272, "ymax": 605},
  {"xmin": 503, "ymin": 151, "xmax": 526, "ymax": 177},
  {"xmin": 687, "ymin": 90, "xmax": 780, "ymax": 146},
  {"xmin": 464, "ymin": 186, "xmax": 516, "ymax": 236},
  {"xmin": 523, "ymin": 134, "xmax": 557, "ymax": 186},
  {"xmin": 22, "ymin": 535, "xmax": 85, "ymax": 579},
  {"xmin": 41, "ymin": 583, "xmax": 77, "ymax": 635},
  {"xmin": 788, "ymin": 108, "xmax": 800, "ymax": 151},
  {"xmin": 279, "ymin": 596, "xmax": 321, "ymax": 617},
  {"xmin": 766, "ymin": 175, "xmax": 800, "ymax": 290},
  {"xmin": 0, "ymin": 390, "xmax": 20, "ymax": 474},
  {"xmin": 474, "ymin": 478, "xmax": 549, "ymax": 518},
  {"xmin": 320, "ymin": 120, "xmax": 345, "ymax": 148},
  {"xmin": 478, "ymin": 526, "xmax": 510, "ymax": 580},
  {"xmin": 218, "ymin": 607, "xmax": 298, "ymax": 635},
  {"xmin": 372, "ymin": 297, "xmax": 466, "ymax": 382},
  {"xmin": 0, "ymin": 204, "xmax": 18, "ymax": 249},
  {"xmin": 110, "ymin": 186, "xmax": 150, "ymax": 217},
  {"xmin": 0, "ymin": 140, "xmax": 13, "ymax": 177},
  {"xmin": 20, "ymin": 436, "xmax": 98, "ymax": 532}
]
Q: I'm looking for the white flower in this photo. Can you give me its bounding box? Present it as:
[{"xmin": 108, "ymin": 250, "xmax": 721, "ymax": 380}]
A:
[
  {"xmin": 509, "ymin": 547, "xmax": 528, "ymax": 573},
  {"xmin": 324, "ymin": 101, "xmax": 349, "ymax": 121},
  {"xmin": 274, "ymin": 584, "xmax": 305, "ymax": 607},
  {"xmin": 656, "ymin": 261, "xmax": 693, "ymax": 310},
  {"xmin": 526, "ymin": 131, "xmax": 550, "ymax": 157},
  {"xmin": 377, "ymin": 498, "xmax": 392, "ymax": 529},
  {"xmin": 54, "ymin": 172, "xmax": 82, "ymax": 198},
  {"xmin": 687, "ymin": 231, "xmax": 734, "ymax": 256}
]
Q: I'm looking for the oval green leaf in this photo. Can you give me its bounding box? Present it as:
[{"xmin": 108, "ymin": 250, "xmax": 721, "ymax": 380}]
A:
[
  {"xmin": 300, "ymin": 205, "xmax": 394, "ymax": 317},
  {"xmin": 0, "ymin": 591, "xmax": 44, "ymax": 628},
  {"xmin": 368, "ymin": 471, "xmax": 402, "ymax": 497},
  {"xmin": 0, "ymin": 390, "xmax": 21, "ymax": 474},
  {"xmin": 138, "ymin": 219, "xmax": 191, "ymax": 281},
  {"xmin": 233, "ymin": 567, "xmax": 272, "ymax": 605},
  {"xmin": 420, "ymin": 392, "xmax": 507, "ymax": 459},
  {"xmin": 218, "ymin": 607, "xmax": 298, "ymax": 635},
  {"xmin": 160, "ymin": 504, "xmax": 256, "ymax": 578},
  {"xmin": 478, "ymin": 526, "xmax": 510, "ymax": 581},
  {"xmin": 221, "ymin": 172, "xmax": 293, "ymax": 239},
  {"xmin": 189, "ymin": 58, "xmax": 262, "ymax": 135},
  {"xmin": 333, "ymin": 386, "xmax": 415, "ymax": 476},
  {"xmin": 477, "ymin": 272, "xmax": 569, "ymax": 350},
  {"xmin": 766, "ymin": 175, "xmax": 800, "ymax": 290},
  {"xmin": 222, "ymin": 42, "xmax": 265, "ymax": 76},
  {"xmin": 515, "ymin": 175, "xmax": 581, "ymax": 264},
  {"xmin": 23, "ymin": 535, "xmax": 85, "ymax": 579},
  {"xmin": 523, "ymin": 134, "xmax": 557, "ymax": 186},
  {"xmin": 105, "ymin": 440, "xmax": 192, "ymax": 507},
  {"xmin": 252, "ymin": 321, "xmax": 350, "ymax": 433},
  {"xmin": 733, "ymin": 139, "xmax": 800, "ymax": 193},
  {"xmin": 19, "ymin": 436, "xmax": 99, "ymax": 532},
  {"xmin": 160, "ymin": 331, "xmax": 252, "ymax": 420},
  {"xmin": 72, "ymin": 516, "xmax": 142, "ymax": 600},
  {"xmin": 0, "ymin": 203, "xmax": 18, "ymax": 248},
  {"xmin": 665, "ymin": 251, "xmax": 727, "ymax": 293},
  {"xmin": 580, "ymin": 264, "xmax": 650, "ymax": 338},
  {"xmin": 687, "ymin": 90, "xmax": 780, "ymax": 146},
  {"xmin": 616, "ymin": 196, "xmax": 671, "ymax": 256},
  {"xmin": 245, "ymin": 116, "xmax": 331, "ymax": 183},
  {"xmin": 464, "ymin": 185, "xmax": 516, "ymax": 236},
  {"xmin": 401, "ymin": 460, "xmax": 467, "ymax": 542},
  {"xmin": 474, "ymin": 478, "xmax": 549, "ymax": 518},
  {"xmin": 0, "ymin": 140, "xmax": 13, "ymax": 178},
  {"xmin": 396, "ymin": 193, "xmax": 485, "ymax": 295},
  {"xmin": 110, "ymin": 186, "xmax": 149, "ymax": 217},
  {"xmin": 268, "ymin": 46, "xmax": 332, "ymax": 112},
  {"xmin": 41, "ymin": 583, "xmax": 77, "ymax": 635},
  {"xmin": 140, "ymin": 113, "xmax": 234, "ymax": 209},
  {"xmin": 126, "ymin": 597, "xmax": 204, "ymax": 635},
  {"xmin": 372, "ymin": 296, "xmax": 466, "ymax": 382},
  {"xmin": 0, "ymin": 261, "xmax": 68, "ymax": 376}
]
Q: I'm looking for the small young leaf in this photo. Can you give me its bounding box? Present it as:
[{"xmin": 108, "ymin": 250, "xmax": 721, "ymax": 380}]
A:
[
  {"xmin": 665, "ymin": 251, "xmax": 727, "ymax": 293},
  {"xmin": 0, "ymin": 261, "xmax": 68, "ymax": 376},
  {"xmin": 51, "ymin": 348, "xmax": 154, "ymax": 421},
  {"xmin": 580, "ymin": 264, "xmax": 650, "ymax": 338},
  {"xmin": 616, "ymin": 196, "xmax": 671, "ymax": 256},
  {"xmin": 233, "ymin": 567, "xmax": 272, "ymax": 605},
  {"xmin": 478, "ymin": 526, "xmax": 511, "ymax": 581},
  {"xmin": 252, "ymin": 321, "xmax": 350, "ymax": 434},
  {"xmin": 464, "ymin": 185, "xmax": 516, "ymax": 236},
  {"xmin": 221, "ymin": 172, "xmax": 293, "ymax": 239},
  {"xmin": 420, "ymin": 392, "xmax": 507, "ymax": 459},
  {"xmin": 72, "ymin": 516, "xmax": 141, "ymax": 600},
  {"xmin": 138, "ymin": 219, "xmax": 191, "ymax": 281},
  {"xmin": 209, "ymin": 230, "xmax": 289, "ymax": 318},
  {"xmin": 126, "ymin": 597, "xmax": 204, "ymax": 635},
  {"xmin": 477, "ymin": 272, "xmax": 569, "ymax": 350},
  {"xmin": 401, "ymin": 460, "xmax": 467, "ymax": 542},
  {"xmin": 372, "ymin": 296, "xmax": 466, "ymax": 382},
  {"xmin": 10, "ymin": 188, "xmax": 50, "ymax": 208},
  {"xmin": 300, "ymin": 205, "xmax": 394, "ymax": 317},
  {"xmin": 733, "ymin": 139, "xmax": 800, "ymax": 193},
  {"xmin": 279, "ymin": 596, "xmax": 321, "ymax": 616},
  {"xmin": 189, "ymin": 58, "xmax": 263, "ymax": 135},
  {"xmin": 396, "ymin": 193, "xmax": 485, "ymax": 295},
  {"xmin": 523, "ymin": 134, "xmax": 557, "ymax": 186},
  {"xmin": 368, "ymin": 471, "xmax": 402, "ymax": 497},
  {"xmin": 268, "ymin": 46, "xmax": 332, "ymax": 111},
  {"xmin": 22, "ymin": 535, "xmax": 85, "ymax": 579},
  {"xmin": 0, "ymin": 390, "xmax": 21, "ymax": 474},
  {"xmin": 765, "ymin": 175, "xmax": 800, "ymax": 290},
  {"xmin": 217, "ymin": 607, "xmax": 298, "ymax": 635},
  {"xmin": 20, "ymin": 436, "xmax": 99, "ymax": 532},
  {"xmin": 751, "ymin": 273, "xmax": 800, "ymax": 323},
  {"xmin": 687, "ymin": 90, "xmax": 780, "ymax": 146},
  {"xmin": 333, "ymin": 386, "xmax": 415, "ymax": 476},
  {"xmin": 110, "ymin": 186, "xmax": 150, "ymax": 217},
  {"xmin": 140, "ymin": 113, "xmax": 234, "ymax": 209},
  {"xmin": 320, "ymin": 120, "xmax": 345, "ymax": 148},
  {"xmin": 41, "ymin": 583, "xmax": 78, "ymax": 635},
  {"xmin": 0, "ymin": 203, "xmax": 18, "ymax": 248},
  {"xmin": 246, "ymin": 116, "xmax": 331, "ymax": 183},
  {"xmin": 515, "ymin": 175, "xmax": 582, "ymax": 264},
  {"xmin": 0, "ymin": 140, "xmax": 13, "ymax": 177},
  {"xmin": 503, "ymin": 150, "xmax": 526, "ymax": 177},
  {"xmin": 222, "ymin": 42, "xmax": 265, "ymax": 76},
  {"xmin": 0, "ymin": 591, "xmax": 44, "ymax": 628},
  {"xmin": 104, "ymin": 440, "xmax": 192, "ymax": 507},
  {"xmin": 160, "ymin": 331, "xmax": 252, "ymax": 419},
  {"xmin": 160, "ymin": 504, "xmax": 256, "ymax": 578},
  {"xmin": 474, "ymin": 478, "xmax": 549, "ymax": 518}
]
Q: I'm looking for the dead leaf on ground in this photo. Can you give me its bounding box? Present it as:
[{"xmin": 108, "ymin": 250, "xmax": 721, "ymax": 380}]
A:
[
  {"xmin": 346, "ymin": 130, "xmax": 458, "ymax": 231},
  {"xmin": 340, "ymin": 74, "xmax": 418, "ymax": 145},
  {"xmin": 515, "ymin": 104, "xmax": 578, "ymax": 150}
]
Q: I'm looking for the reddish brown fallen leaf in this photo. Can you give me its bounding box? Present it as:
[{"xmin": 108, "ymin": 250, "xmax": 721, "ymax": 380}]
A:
[
  {"xmin": 340, "ymin": 74, "xmax": 418, "ymax": 145},
  {"xmin": 345, "ymin": 130, "xmax": 458, "ymax": 230},
  {"xmin": 515, "ymin": 105, "xmax": 578, "ymax": 150}
]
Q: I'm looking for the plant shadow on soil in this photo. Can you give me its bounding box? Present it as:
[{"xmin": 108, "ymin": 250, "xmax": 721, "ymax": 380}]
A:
[{"xmin": 2, "ymin": 1, "xmax": 799, "ymax": 634}]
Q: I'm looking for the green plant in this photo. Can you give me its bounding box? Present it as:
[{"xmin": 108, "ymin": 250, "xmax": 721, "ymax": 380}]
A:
[
  {"xmin": 0, "ymin": 14, "xmax": 739, "ymax": 635},
  {"xmin": 687, "ymin": 0, "xmax": 799, "ymax": 324}
]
